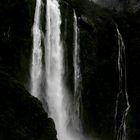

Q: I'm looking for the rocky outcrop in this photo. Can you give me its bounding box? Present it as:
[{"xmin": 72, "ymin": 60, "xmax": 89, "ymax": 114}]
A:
[
  {"xmin": 0, "ymin": 71, "xmax": 57, "ymax": 140},
  {"xmin": 0, "ymin": 0, "xmax": 35, "ymax": 84}
]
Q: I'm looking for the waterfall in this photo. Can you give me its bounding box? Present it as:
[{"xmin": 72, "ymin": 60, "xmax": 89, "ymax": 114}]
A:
[
  {"xmin": 30, "ymin": 0, "xmax": 85, "ymax": 140},
  {"xmin": 45, "ymin": 0, "xmax": 65, "ymax": 139},
  {"xmin": 73, "ymin": 10, "xmax": 82, "ymax": 132},
  {"xmin": 114, "ymin": 25, "xmax": 130, "ymax": 140},
  {"xmin": 30, "ymin": 0, "xmax": 42, "ymax": 98},
  {"xmin": 45, "ymin": 0, "xmax": 75, "ymax": 140}
]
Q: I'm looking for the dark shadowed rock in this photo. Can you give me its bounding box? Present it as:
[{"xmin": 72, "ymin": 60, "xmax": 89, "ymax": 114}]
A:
[{"xmin": 0, "ymin": 71, "xmax": 57, "ymax": 140}]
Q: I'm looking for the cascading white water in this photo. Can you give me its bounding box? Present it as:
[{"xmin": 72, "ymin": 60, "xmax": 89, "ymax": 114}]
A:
[
  {"xmin": 114, "ymin": 25, "xmax": 130, "ymax": 140},
  {"xmin": 73, "ymin": 10, "xmax": 82, "ymax": 132},
  {"xmin": 45, "ymin": 1, "xmax": 86, "ymax": 139},
  {"xmin": 30, "ymin": 0, "xmax": 42, "ymax": 98},
  {"xmin": 45, "ymin": 1, "xmax": 74, "ymax": 140},
  {"xmin": 31, "ymin": 0, "xmax": 85, "ymax": 140}
]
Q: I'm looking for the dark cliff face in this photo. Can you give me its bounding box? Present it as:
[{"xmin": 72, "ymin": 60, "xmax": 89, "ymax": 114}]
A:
[
  {"xmin": 0, "ymin": 0, "xmax": 35, "ymax": 86},
  {"xmin": 114, "ymin": 10, "xmax": 140, "ymax": 140},
  {"xmin": 0, "ymin": 71, "xmax": 57, "ymax": 140},
  {"xmin": 60, "ymin": 1, "xmax": 118, "ymax": 139},
  {"xmin": 60, "ymin": 0, "xmax": 140, "ymax": 140},
  {"xmin": 79, "ymin": 8, "xmax": 140, "ymax": 140}
]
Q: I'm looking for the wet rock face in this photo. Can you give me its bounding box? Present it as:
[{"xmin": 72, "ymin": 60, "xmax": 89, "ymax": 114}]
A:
[
  {"xmin": 0, "ymin": 71, "xmax": 57, "ymax": 140},
  {"xmin": 79, "ymin": 9, "xmax": 140, "ymax": 140},
  {"xmin": 60, "ymin": 1, "xmax": 140, "ymax": 139}
]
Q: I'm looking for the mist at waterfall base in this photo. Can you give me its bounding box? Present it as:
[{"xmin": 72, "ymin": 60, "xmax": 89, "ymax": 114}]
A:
[{"xmin": 30, "ymin": 0, "xmax": 85, "ymax": 140}]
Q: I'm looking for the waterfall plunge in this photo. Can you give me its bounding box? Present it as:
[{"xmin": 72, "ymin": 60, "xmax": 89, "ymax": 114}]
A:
[
  {"xmin": 114, "ymin": 25, "xmax": 130, "ymax": 140},
  {"xmin": 45, "ymin": 1, "xmax": 83, "ymax": 140},
  {"xmin": 30, "ymin": 0, "xmax": 85, "ymax": 140},
  {"xmin": 73, "ymin": 11, "xmax": 82, "ymax": 132},
  {"xmin": 30, "ymin": 0, "xmax": 42, "ymax": 98},
  {"xmin": 45, "ymin": 0, "xmax": 70, "ymax": 140}
]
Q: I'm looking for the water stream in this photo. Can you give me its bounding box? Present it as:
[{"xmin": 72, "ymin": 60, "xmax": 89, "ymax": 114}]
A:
[
  {"xmin": 73, "ymin": 10, "xmax": 82, "ymax": 132},
  {"xmin": 30, "ymin": 0, "xmax": 43, "ymax": 98},
  {"xmin": 114, "ymin": 25, "xmax": 130, "ymax": 140},
  {"xmin": 30, "ymin": 1, "xmax": 85, "ymax": 140},
  {"xmin": 45, "ymin": 0, "xmax": 70, "ymax": 140}
]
